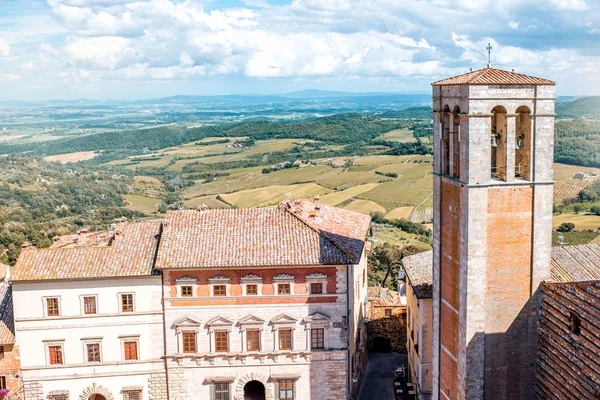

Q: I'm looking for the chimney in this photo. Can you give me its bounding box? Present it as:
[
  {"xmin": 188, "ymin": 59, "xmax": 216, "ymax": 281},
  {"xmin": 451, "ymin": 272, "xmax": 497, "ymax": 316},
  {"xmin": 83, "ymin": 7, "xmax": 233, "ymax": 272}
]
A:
[
  {"xmin": 313, "ymin": 194, "xmax": 321, "ymax": 210},
  {"xmin": 198, "ymin": 204, "xmax": 208, "ymax": 212}
]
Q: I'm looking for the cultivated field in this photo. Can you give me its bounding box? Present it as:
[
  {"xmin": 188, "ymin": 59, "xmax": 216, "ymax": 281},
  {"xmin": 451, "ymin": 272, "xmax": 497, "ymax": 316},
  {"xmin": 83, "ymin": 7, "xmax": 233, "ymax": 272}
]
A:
[{"xmin": 44, "ymin": 151, "xmax": 97, "ymax": 163}]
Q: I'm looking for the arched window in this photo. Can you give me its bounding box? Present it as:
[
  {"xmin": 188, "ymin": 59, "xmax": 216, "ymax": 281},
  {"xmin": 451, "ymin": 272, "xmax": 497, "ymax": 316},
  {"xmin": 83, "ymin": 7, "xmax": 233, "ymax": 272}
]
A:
[
  {"xmin": 515, "ymin": 106, "xmax": 532, "ymax": 180},
  {"xmin": 441, "ymin": 105, "xmax": 450, "ymax": 175},
  {"xmin": 452, "ymin": 106, "xmax": 461, "ymax": 179},
  {"xmin": 491, "ymin": 106, "xmax": 507, "ymax": 181}
]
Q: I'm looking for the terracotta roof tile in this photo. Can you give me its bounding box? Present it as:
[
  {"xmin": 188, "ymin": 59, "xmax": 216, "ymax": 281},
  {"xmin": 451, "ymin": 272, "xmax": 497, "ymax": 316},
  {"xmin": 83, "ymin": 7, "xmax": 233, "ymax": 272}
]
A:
[
  {"xmin": 550, "ymin": 244, "xmax": 600, "ymax": 283},
  {"xmin": 432, "ymin": 67, "xmax": 555, "ymax": 86},
  {"xmin": 12, "ymin": 221, "xmax": 161, "ymax": 281},
  {"xmin": 155, "ymin": 201, "xmax": 370, "ymax": 269},
  {"xmin": 0, "ymin": 284, "xmax": 14, "ymax": 345},
  {"xmin": 402, "ymin": 250, "xmax": 433, "ymax": 299},
  {"xmin": 367, "ymin": 286, "xmax": 403, "ymax": 307}
]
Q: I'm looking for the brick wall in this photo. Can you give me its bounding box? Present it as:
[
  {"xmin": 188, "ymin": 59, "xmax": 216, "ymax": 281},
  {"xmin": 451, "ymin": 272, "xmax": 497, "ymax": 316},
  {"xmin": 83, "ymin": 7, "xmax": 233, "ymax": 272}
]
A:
[
  {"xmin": 0, "ymin": 344, "xmax": 22, "ymax": 398},
  {"xmin": 366, "ymin": 307, "xmax": 407, "ymax": 353},
  {"xmin": 537, "ymin": 281, "xmax": 600, "ymax": 399}
]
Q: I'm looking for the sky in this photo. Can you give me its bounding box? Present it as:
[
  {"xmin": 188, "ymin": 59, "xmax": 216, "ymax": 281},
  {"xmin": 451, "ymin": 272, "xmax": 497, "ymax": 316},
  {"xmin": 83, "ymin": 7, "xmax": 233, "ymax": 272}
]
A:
[{"xmin": 0, "ymin": 0, "xmax": 599, "ymax": 100}]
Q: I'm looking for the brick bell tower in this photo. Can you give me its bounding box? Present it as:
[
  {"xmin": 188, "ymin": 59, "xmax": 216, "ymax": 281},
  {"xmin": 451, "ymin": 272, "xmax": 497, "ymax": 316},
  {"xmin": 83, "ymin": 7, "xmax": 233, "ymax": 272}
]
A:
[{"xmin": 430, "ymin": 68, "xmax": 555, "ymax": 400}]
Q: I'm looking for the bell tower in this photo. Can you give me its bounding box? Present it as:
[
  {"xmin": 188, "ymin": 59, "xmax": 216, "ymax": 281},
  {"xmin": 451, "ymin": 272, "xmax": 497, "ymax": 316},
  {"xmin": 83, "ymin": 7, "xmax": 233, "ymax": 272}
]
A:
[{"xmin": 430, "ymin": 68, "xmax": 555, "ymax": 400}]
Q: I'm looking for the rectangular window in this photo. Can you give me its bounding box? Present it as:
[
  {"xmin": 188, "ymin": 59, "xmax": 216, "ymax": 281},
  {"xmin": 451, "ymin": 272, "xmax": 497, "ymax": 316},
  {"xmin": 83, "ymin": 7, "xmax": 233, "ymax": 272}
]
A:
[
  {"xmin": 278, "ymin": 380, "xmax": 294, "ymax": 400},
  {"xmin": 278, "ymin": 329, "xmax": 292, "ymax": 350},
  {"xmin": 86, "ymin": 343, "xmax": 101, "ymax": 363},
  {"xmin": 49, "ymin": 345, "xmax": 63, "ymax": 365},
  {"xmin": 182, "ymin": 331, "xmax": 196, "ymax": 353},
  {"xmin": 246, "ymin": 284, "xmax": 258, "ymax": 295},
  {"xmin": 123, "ymin": 390, "xmax": 142, "ymax": 400},
  {"xmin": 0, "ymin": 345, "xmax": 4, "ymax": 360},
  {"xmin": 215, "ymin": 331, "xmax": 229, "ymax": 352},
  {"xmin": 121, "ymin": 294, "xmax": 134, "ymax": 312},
  {"xmin": 310, "ymin": 282, "xmax": 323, "ymax": 294},
  {"xmin": 181, "ymin": 286, "xmax": 193, "ymax": 297},
  {"xmin": 385, "ymin": 309, "xmax": 392, "ymax": 318},
  {"xmin": 278, "ymin": 284, "xmax": 291, "ymax": 295},
  {"xmin": 0, "ymin": 376, "xmax": 6, "ymax": 390},
  {"xmin": 49, "ymin": 395, "xmax": 68, "ymax": 400},
  {"xmin": 311, "ymin": 328, "xmax": 324, "ymax": 349},
  {"xmin": 124, "ymin": 341, "xmax": 138, "ymax": 361},
  {"xmin": 213, "ymin": 285, "xmax": 226, "ymax": 296},
  {"xmin": 214, "ymin": 382, "xmax": 230, "ymax": 400},
  {"xmin": 47, "ymin": 297, "xmax": 60, "ymax": 316},
  {"xmin": 83, "ymin": 296, "xmax": 97, "ymax": 315},
  {"xmin": 246, "ymin": 330, "xmax": 260, "ymax": 352}
]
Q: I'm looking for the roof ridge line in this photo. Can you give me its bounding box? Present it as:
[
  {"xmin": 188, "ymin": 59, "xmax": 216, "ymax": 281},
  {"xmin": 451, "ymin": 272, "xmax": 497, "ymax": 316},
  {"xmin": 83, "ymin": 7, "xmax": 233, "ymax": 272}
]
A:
[{"xmin": 282, "ymin": 204, "xmax": 357, "ymax": 263}]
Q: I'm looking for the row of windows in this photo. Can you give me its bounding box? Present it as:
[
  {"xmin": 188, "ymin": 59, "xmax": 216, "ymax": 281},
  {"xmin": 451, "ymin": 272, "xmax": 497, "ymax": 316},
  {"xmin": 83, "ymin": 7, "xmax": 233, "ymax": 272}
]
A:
[
  {"xmin": 46, "ymin": 339, "xmax": 138, "ymax": 366},
  {"xmin": 180, "ymin": 282, "xmax": 324, "ymax": 297},
  {"xmin": 212, "ymin": 380, "xmax": 295, "ymax": 400},
  {"xmin": 181, "ymin": 328, "xmax": 325, "ymax": 354},
  {"xmin": 45, "ymin": 293, "xmax": 134, "ymax": 317}
]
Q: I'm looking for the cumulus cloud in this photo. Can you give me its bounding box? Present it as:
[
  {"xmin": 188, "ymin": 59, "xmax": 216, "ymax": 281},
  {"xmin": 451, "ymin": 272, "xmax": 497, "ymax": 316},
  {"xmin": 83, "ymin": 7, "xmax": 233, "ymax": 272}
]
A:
[
  {"xmin": 0, "ymin": 39, "xmax": 11, "ymax": 57},
  {"xmin": 0, "ymin": 0, "xmax": 599, "ymax": 98}
]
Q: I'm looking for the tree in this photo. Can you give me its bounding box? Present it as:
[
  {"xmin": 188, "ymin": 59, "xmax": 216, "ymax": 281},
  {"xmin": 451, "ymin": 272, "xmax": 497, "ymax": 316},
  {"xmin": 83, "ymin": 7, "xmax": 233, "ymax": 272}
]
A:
[
  {"xmin": 590, "ymin": 205, "xmax": 600, "ymax": 216},
  {"xmin": 557, "ymin": 222, "xmax": 575, "ymax": 232}
]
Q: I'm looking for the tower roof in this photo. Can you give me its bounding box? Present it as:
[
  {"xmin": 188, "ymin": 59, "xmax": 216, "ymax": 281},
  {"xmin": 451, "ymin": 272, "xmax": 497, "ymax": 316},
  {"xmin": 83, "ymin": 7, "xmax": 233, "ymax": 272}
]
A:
[{"xmin": 432, "ymin": 67, "xmax": 555, "ymax": 86}]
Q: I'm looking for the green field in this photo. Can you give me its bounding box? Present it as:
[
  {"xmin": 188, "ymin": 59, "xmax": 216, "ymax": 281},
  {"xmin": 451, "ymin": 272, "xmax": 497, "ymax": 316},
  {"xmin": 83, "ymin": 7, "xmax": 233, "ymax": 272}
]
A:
[{"xmin": 124, "ymin": 194, "xmax": 160, "ymax": 213}]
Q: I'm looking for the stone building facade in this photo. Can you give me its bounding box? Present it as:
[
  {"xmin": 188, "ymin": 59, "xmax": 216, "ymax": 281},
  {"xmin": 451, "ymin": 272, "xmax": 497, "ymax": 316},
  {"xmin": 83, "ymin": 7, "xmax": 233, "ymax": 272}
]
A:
[
  {"xmin": 401, "ymin": 250, "xmax": 433, "ymax": 400},
  {"xmin": 9, "ymin": 199, "xmax": 371, "ymax": 400},
  {"xmin": 11, "ymin": 222, "xmax": 166, "ymax": 400},
  {"xmin": 365, "ymin": 287, "xmax": 406, "ymax": 353},
  {"xmin": 430, "ymin": 68, "xmax": 555, "ymax": 400},
  {"xmin": 154, "ymin": 200, "xmax": 370, "ymax": 400},
  {"xmin": 0, "ymin": 265, "xmax": 22, "ymax": 399}
]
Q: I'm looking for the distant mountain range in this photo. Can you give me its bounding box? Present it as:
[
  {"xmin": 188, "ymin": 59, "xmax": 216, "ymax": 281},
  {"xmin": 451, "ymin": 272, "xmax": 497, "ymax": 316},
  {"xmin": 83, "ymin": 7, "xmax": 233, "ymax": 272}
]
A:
[{"xmin": 0, "ymin": 90, "xmax": 431, "ymax": 108}]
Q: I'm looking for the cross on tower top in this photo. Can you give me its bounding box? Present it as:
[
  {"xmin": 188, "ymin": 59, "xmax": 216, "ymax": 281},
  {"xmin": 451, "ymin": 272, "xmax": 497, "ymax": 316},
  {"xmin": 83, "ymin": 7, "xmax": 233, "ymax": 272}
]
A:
[{"xmin": 486, "ymin": 42, "xmax": 492, "ymax": 68}]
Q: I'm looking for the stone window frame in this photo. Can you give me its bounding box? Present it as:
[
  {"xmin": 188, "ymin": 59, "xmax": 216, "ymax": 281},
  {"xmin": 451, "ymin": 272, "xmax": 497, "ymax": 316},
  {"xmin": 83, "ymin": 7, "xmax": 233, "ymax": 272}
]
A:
[
  {"xmin": 81, "ymin": 337, "xmax": 103, "ymax": 364},
  {"xmin": 206, "ymin": 316, "xmax": 234, "ymax": 354},
  {"xmin": 208, "ymin": 275, "xmax": 232, "ymax": 297},
  {"xmin": 80, "ymin": 294, "xmax": 99, "ymax": 315},
  {"xmin": 304, "ymin": 272, "xmax": 328, "ymax": 295},
  {"xmin": 240, "ymin": 274, "xmax": 263, "ymax": 296},
  {"xmin": 270, "ymin": 314, "xmax": 298, "ymax": 352},
  {"xmin": 238, "ymin": 315, "xmax": 266, "ymax": 353},
  {"xmin": 43, "ymin": 339, "xmax": 65, "ymax": 366},
  {"xmin": 175, "ymin": 275, "xmax": 198, "ymax": 298},
  {"xmin": 272, "ymin": 274, "xmax": 295, "ymax": 296},
  {"xmin": 47, "ymin": 391, "xmax": 70, "ymax": 400},
  {"xmin": 119, "ymin": 334, "xmax": 141, "ymax": 361},
  {"xmin": 118, "ymin": 292, "xmax": 136, "ymax": 313},
  {"xmin": 173, "ymin": 316, "xmax": 202, "ymax": 355},
  {"xmin": 212, "ymin": 381, "xmax": 231, "ymax": 400},
  {"xmin": 276, "ymin": 379, "xmax": 295, "ymax": 400},
  {"xmin": 302, "ymin": 312, "xmax": 331, "ymax": 351},
  {"xmin": 43, "ymin": 296, "xmax": 61, "ymax": 318}
]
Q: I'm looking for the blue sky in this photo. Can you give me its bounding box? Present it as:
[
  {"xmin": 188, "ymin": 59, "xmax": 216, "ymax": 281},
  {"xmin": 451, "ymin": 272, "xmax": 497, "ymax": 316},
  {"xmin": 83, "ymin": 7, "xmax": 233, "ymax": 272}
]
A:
[{"xmin": 0, "ymin": 0, "xmax": 598, "ymax": 100}]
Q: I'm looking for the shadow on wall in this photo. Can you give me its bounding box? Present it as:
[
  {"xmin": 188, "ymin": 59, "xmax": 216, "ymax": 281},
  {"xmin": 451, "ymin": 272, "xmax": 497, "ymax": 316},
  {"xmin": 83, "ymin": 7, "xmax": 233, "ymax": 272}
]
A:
[{"xmin": 453, "ymin": 293, "xmax": 541, "ymax": 400}]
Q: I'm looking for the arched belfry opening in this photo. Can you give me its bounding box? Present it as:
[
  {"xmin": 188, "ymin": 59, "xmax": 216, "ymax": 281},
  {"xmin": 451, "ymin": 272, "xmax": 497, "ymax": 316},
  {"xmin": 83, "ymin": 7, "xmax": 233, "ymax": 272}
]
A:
[
  {"xmin": 441, "ymin": 105, "xmax": 451, "ymax": 175},
  {"xmin": 244, "ymin": 380, "xmax": 266, "ymax": 400},
  {"xmin": 451, "ymin": 105, "xmax": 461, "ymax": 179},
  {"xmin": 515, "ymin": 106, "xmax": 532, "ymax": 180},
  {"xmin": 491, "ymin": 105, "xmax": 507, "ymax": 180}
]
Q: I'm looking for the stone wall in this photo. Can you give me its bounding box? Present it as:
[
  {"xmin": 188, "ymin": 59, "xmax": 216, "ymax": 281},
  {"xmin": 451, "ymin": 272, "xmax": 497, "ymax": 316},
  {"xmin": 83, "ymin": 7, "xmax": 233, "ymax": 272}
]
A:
[
  {"xmin": 536, "ymin": 281, "xmax": 600, "ymax": 399},
  {"xmin": 148, "ymin": 371, "xmax": 168, "ymax": 400},
  {"xmin": 0, "ymin": 344, "xmax": 22, "ymax": 397},
  {"xmin": 23, "ymin": 381, "xmax": 44, "ymax": 400},
  {"xmin": 167, "ymin": 368, "xmax": 190, "ymax": 400},
  {"xmin": 366, "ymin": 313, "xmax": 407, "ymax": 353}
]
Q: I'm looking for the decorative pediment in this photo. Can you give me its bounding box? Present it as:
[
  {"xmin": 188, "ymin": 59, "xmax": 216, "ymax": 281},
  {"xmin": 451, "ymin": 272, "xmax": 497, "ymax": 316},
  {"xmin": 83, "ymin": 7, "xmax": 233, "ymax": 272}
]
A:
[
  {"xmin": 240, "ymin": 274, "xmax": 263, "ymax": 281},
  {"xmin": 272, "ymin": 273, "xmax": 295, "ymax": 281},
  {"xmin": 173, "ymin": 316, "xmax": 202, "ymax": 328},
  {"xmin": 175, "ymin": 275, "xmax": 198, "ymax": 282},
  {"xmin": 238, "ymin": 314, "xmax": 266, "ymax": 325},
  {"xmin": 206, "ymin": 315, "xmax": 234, "ymax": 327},
  {"xmin": 271, "ymin": 313, "xmax": 298, "ymax": 324},
  {"xmin": 303, "ymin": 312, "xmax": 331, "ymax": 323},
  {"xmin": 305, "ymin": 272, "xmax": 328, "ymax": 280},
  {"xmin": 208, "ymin": 275, "xmax": 231, "ymax": 282}
]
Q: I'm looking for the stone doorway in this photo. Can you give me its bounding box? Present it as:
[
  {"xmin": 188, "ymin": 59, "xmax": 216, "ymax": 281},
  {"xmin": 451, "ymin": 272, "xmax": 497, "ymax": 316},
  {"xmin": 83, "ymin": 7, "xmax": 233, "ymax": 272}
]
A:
[
  {"xmin": 244, "ymin": 380, "xmax": 266, "ymax": 400},
  {"xmin": 372, "ymin": 336, "xmax": 391, "ymax": 352}
]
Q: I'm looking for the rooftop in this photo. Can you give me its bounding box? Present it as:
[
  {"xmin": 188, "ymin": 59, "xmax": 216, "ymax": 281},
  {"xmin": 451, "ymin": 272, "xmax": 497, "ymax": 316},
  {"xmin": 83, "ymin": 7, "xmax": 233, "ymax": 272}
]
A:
[
  {"xmin": 402, "ymin": 250, "xmax": 433, "ymax": 299},
  {"xmin": 432, "ymin": 67, "xmax": 555, "ymax": 86},
  {"xmin": 551, "ymin": 244, "xmax": 600, "ymax": 283},
  {"xmin": 0, "ymin": 284, "xmax": 14, "ymax": 345},
  {"xmin": 155, "ymin": 199, "xmax": 371, "ymax": 269},
  {"xmin": 367, "ymin": 286, "xmax": 404, "ymax": 307},
  {"xmin": 12, "ymin": 221, "xmax": 161, "ymax": 281}
]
